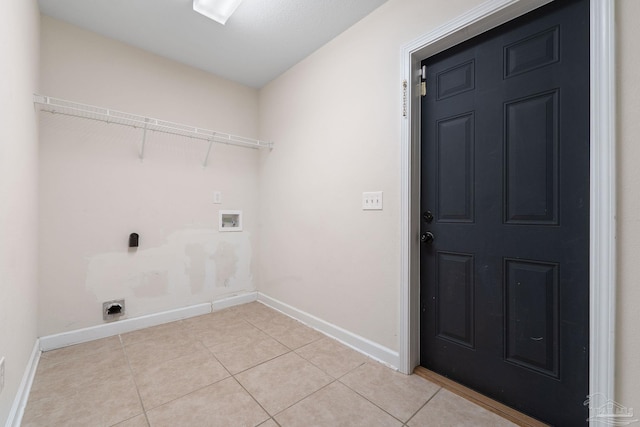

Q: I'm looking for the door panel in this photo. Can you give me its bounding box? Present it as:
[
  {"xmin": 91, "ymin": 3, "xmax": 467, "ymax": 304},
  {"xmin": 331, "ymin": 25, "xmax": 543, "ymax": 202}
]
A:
[
  {"xmin": 436, "ymin": 113, "xmax": 475, "ymax": 222},
  {"xmin": 436, "ymin": 252, "xmax": 475, "ymax": 348},
  {"xmin": 504, "ymin": 258, "xmax": 559, "ymax": 377},
  {"xmin": 420, "ymin": 1, "xmax": 589, "ymax": 425},
  {"xmin": 504, "ymin": 91, "xmax": 558, "ymax": 224}
]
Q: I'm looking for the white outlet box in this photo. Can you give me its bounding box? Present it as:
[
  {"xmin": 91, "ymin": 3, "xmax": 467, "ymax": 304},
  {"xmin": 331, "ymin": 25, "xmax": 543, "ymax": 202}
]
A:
[
  {"xmin": 0, "ymin": 356, "xmax": 5, "ymax": 394},
  {"xmin": 213, "ymin": 191, "xmax": 222, "ymax": 204},
  {"xmin": 219, "ymin": 210, "xmax": 242, "ymax": 231},
  {"xmin": 362, "ymin": 191, "xmax": 383, "ymax": 210}
]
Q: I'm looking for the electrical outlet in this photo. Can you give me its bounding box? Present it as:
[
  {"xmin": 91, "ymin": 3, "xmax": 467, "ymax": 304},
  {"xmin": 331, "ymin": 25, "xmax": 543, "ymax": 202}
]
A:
[
  {"xmin": 362, "ymin": 191, "xmax": 383, "ymax": 210},
  {"xmin": 213, "ymin": 191, "xmax": 222, "ymax": 204},
  {"xmin": 0, "ymin": 357, "xmax": 5, "ymax": 394}
]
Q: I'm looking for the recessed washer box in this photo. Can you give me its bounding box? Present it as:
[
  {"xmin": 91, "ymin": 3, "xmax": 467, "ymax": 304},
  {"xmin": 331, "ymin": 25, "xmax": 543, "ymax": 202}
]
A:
[{"xmin": 219, "ymin": 210, "xmax": 242, "ymax": 232}]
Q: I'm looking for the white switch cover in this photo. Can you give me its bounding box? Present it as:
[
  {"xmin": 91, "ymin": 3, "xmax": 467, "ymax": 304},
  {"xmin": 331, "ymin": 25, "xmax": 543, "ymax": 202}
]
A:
[
  {"xmin": 362, "ymin": 191, "xmax": 383, "ymax": 210},
  {"xmin": 213, "ymin": 191, "xmax": 222, "ymax": 204}
]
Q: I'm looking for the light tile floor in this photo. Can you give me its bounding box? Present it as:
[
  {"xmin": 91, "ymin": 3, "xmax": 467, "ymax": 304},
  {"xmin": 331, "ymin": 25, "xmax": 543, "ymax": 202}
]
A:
[{"xmin": 23, "ymin": 302, "xmax": 516, "ymax": 426}]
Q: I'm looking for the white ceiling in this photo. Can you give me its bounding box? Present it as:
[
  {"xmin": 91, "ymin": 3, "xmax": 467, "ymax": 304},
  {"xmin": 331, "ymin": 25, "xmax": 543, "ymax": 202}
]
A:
[{"xmin": 38, "ymin": 0, "xmax": 389, "ymax": 88}]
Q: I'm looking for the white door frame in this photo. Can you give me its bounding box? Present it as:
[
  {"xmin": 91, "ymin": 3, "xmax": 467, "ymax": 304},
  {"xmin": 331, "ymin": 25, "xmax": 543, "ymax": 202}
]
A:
[{"xmin": 399, "ymin": 0, "xmax": 617, "ymax": 410}]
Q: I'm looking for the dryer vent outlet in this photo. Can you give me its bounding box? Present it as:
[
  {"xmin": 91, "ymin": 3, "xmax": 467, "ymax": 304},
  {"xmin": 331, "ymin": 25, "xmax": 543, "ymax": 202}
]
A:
[{"xmin": 103, "ymin": 299, "xmax": 125, "ymax": 321}]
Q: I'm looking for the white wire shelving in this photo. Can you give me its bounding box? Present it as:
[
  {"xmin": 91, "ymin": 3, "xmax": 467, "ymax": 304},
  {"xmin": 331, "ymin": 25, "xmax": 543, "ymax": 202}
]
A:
[{"xmin": 33, "ymin": 94, "xmax": 273, "ymax": 166}]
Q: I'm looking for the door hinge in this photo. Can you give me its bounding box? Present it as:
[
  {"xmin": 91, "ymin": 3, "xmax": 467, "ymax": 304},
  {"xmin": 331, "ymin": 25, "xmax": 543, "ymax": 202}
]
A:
[
  {"xmin": 420, "ymin": 65, "xmax": 427, "ymax": 97},
  {"xmin": 402, "ymin": 80, "xmax": 408, "ymax": 117}
]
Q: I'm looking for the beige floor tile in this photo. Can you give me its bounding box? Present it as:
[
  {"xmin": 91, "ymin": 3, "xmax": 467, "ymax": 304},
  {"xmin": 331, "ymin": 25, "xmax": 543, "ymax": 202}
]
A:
[
  {"xmin": 29, "ymin": 346, "xmax": 129, "ymax": 402},
  {"xmin": 269, "ymin": 323, "xmax": 325, "ymax": 350},
  {"xmin": 120, "ymin": 321, "xmax": 185, "ymax": 346},
  {"xmin": 124, "ymin": 333, "xmax": 205, "ymax": 371},
  {"xmin": 408, "ymin": 388, "xmax": 517, "ymax": 427},
  {"xmin": 146, "ymin": 377, "xmax": 269, "ymax": 427},
  {"xmin": 39, "ymin": 335, "xmax": 122, "ymax": 365},
  {"xmin": 296, "ymin": 337, "xmax": 367, "ymax": 378},
  {"xmin": 340, "ymin": 362, "xmax": 440, "ymax": 422},
  {"xmin": 180, "ymin": 310, "xmax": 245, "ymax": 333},
  {"xmin": 24, "ymin": 302, "xmax": 512, "ymax": 427},
  {"xmin": 275, "ymin": 381, "xmax": 402, "ymax": 427},
  {"xmin": 113, "ymin": 414, "xmax": 149, "ymax": 427},
  {"xmin": 208, "ymin": 333, "xmax": 289, "ymax": 374},
  {"xmin": 235, "ymin": 352, "xmax": 333, "ymax": 415},
  {"xmin": 242, "ymin": 303, "xmax": 293, "ymax": 329},
  {"xmin": 237, "ymin": 302, "xmax": 284, "ymax": 324},
  {"xmin": 132, "ymin": 347, "xmax": 230, "ymax": 409},
  {"xmin": 195, "ymin": 319, "xmax": 265, "ymax": 349},
  {"xmin": 252, "ymin": 314, "xmax": 324, "ymax": 349},
  {"xmin": 251, "ymin": 312, "xmax": 301, "ymax": 335},
  {"xmin": 23, "ymin": 368, "xmax": 143, "ymax": 426}
]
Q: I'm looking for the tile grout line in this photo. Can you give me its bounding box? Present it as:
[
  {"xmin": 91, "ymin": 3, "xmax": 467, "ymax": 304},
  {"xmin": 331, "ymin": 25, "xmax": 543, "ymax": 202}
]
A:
[
  {"xmin": 206, "ymin": 307, "xmax": 410, "ymax": 424},
  {"xmin": 198, "ymin": 322, "xmax": 283, "ymax": 426},
  {"xmin": 336, "ymin": 366, "xmax": 437, "ymax": 425},
  {"xmin": 270, "ymin": 378, "xmax": 341, "ymax": 420},
  {"xmin": 243, "ymin": 317, "xmax": 326, "ymax": 352},
  {"xmin": 404, "ymin": 385, "xmax": 443, "ymax": 426},
  {"xmin": 34, "ymin": 305, "xmax": 446, "ymax": 426},
  {"xmin": 118, "ymin": 334, "xmax": 152, "ymax": 427},
  {"xmin": 230, "ymin": 374, "xmax": 278, "ymax": 426},
  {"xmin": 120, "ymin": 320, "xmax": 234, "ymax": 417},
  {"xmin": 193, "ymin": 310, "xmax": 343, "ymax": 425},
  {"xmin": 337, "ymin": 378, "xmax": 407, "ymax": 425}
]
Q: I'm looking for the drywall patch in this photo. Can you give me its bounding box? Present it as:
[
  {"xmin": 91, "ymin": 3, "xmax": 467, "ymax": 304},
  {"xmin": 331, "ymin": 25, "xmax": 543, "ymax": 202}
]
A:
[
  {"xmin": 186, "ymin": 243, "xmax": 207, "ymax": 294},
  {"xmin": 134, "ymin": 270, "xmax": 169, "ymax": 298},
  {"xmin": 212, "ymin": 241, "xmax": 238, "ymax": 287},
  {"xmin": 85, "ymin": 229, "xmax": 254, "ymax": 319}
]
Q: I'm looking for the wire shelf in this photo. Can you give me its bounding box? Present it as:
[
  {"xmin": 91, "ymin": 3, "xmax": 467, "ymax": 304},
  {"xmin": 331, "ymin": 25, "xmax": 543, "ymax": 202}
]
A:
[{"xmin": 33, "ymin": 94, "xmax": 274, "ymax": 159}]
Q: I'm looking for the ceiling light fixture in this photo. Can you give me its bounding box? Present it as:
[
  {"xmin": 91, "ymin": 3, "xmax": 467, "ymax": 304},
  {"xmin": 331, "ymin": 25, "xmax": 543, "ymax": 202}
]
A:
[{"xmin": 193, "ymin": 0, "xmax": 244, "ymax": 25}]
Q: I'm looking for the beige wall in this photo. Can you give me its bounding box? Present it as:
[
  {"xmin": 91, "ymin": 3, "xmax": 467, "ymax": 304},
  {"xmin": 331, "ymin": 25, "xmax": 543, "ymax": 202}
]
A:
[
  {"xmin": 0, "ymin": 0, "xmax": 40, "ymax": 423},
  {"xmin": 616, "ymin": 0, "xmax": 640, "ymax": 416},
  {"xmin": 258, "ymin": 0, "xmax": 486, "ymax": 353},
  {"xmin": 38, "ymin": 17, "xmax": 261, "ymax": 335}
]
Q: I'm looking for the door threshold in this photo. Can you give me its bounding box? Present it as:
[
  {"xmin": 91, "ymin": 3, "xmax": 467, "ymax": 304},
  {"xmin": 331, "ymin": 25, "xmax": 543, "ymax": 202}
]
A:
[{"xmin": 414, "ymin": 367, "xmax": 549, "ymax": 427}]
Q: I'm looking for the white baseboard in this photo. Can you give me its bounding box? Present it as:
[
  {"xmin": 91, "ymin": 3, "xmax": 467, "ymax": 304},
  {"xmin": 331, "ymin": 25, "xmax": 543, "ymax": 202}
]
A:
[
  {"xmin": 39, "ymin": 303, "xmax": 212, "ymax": 351},
  {"xmin": 39, "ymin": 291, "xmax": 262, "ymax": 352},
  {"xmin": 5, "ymin": 339, "xmax": 41, "ymax": 427},
  {"xmin": 257, "ymin": 293, "xmax": 400, "ymax": 369},
  {"xmin": 212, "ymin": 291, "xmax": 258, "ymax": 311},
  {"xmin": 8, "ymin": 292, "xmax": 398, "ymax": 426}
]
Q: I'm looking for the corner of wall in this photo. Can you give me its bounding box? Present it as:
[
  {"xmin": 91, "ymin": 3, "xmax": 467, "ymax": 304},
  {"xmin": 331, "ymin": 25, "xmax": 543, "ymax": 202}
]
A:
[{"xmin": 0, "ymin": 0, "xmax": 40, "ymax": 424}]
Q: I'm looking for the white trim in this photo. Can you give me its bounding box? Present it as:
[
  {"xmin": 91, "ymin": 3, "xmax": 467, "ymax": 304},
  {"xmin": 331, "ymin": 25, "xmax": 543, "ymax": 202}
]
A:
[
  {"xmin": 212, "ymin": 291, "xmax": 258, "ymax": 311},
  {"xmin": 39, "ymin": 292, "xmax": 261, "ymax": 351},
  {"xmin": 398, "ymin": 0, "xmax": 617, "ymax": 413},
  {"xmin": 39, "ymin": 303, "xmax": 212, "ymax": 351},
  {"xmin": 5, "ymin": 340, "xmax": 41, "ymax": 427},
  {"xmin": 258, "ymin": 293, "xmax": 400, "ymax": 369},
  {"xmin": 589, "ymin": 0, "xmax": 616, "ymax": 407}
]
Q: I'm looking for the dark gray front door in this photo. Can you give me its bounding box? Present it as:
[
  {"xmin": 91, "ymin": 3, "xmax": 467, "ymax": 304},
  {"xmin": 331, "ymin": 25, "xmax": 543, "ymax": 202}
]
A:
[{"xmin": 420, "ymin": 1, "xmax": 590, "ymax": 425}]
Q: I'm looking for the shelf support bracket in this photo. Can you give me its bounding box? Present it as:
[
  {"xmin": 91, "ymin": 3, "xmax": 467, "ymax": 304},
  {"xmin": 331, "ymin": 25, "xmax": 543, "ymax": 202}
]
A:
[
  {"xmin": 140, "ymin": 118, "xmax": 149, "ymax": 160},
  {"xmin": 203, "ymin": 134, "xmax": 215, "ymax": 167}
]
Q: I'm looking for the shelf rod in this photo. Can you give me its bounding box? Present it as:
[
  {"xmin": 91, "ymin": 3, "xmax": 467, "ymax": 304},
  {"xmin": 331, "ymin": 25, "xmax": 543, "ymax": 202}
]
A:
[
  {"xmin": 33, "ymin": 94, "xmax": 274, "ymax": 152},
  {"xmin": 140, "ymin": 118, "xmax": 149, "ymax": 160},
  {"xmin": 203, "ymin": 135, "xmax": 215, "ymax": 167}
]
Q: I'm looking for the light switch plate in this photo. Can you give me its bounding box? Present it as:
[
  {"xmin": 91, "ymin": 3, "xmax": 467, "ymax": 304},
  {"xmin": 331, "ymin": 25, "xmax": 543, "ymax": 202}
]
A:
[
  {"xmin": 362, "ymin": 191, "xmax": 383, "ymax": 210},
  {"xmin": 213, "ymin": 191, "xmax": 222, "ymax": 204}
]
